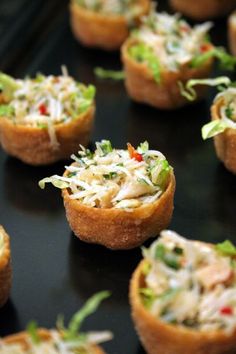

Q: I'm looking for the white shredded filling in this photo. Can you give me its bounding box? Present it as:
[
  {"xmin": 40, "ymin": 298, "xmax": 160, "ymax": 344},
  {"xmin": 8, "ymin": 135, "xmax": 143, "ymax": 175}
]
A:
[
  {"xmin": 6, "ymin": 74, "xmax": 94, "ymax": 150},
  {"xmin": 214, "ymin": 87, "xmax": 236, "ymax": 129},
  {"xmin": 0, "ymin": 330, "xmax": 113, "ymax": 353},
  {"xmin": 44, "ymin": 141, "xmax": 171, "ymax": 209},
  {"xmin": 75, "ymin": 0, "xmax": 142, "ymax": 18},
  {"xmin": 133, "ymin": 11, "xmax": 213, "ymax": 71},
  {"xmin": 142, "ymin": 230, "xmax": 236, "ymax": 334}
]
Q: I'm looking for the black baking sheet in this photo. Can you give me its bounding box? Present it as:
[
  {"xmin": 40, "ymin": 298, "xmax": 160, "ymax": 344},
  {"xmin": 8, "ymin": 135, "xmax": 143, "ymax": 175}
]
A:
[{"xmin": 0, "ymin": 1, "xmax": 236, "ymax": 353}]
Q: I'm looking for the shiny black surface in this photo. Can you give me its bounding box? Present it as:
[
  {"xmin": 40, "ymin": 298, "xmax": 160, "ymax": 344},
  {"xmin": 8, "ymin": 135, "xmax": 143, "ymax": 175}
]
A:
[{"xmin": 0, "ymin": 1, "xmax": 236, "ymax": 353}]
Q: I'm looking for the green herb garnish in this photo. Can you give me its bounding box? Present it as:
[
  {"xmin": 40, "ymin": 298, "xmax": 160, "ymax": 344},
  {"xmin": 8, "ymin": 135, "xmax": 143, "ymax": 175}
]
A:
[
  {"xmin": 129, "ymin": 43, "xmax": 161, "ymax": 84},
  {"xmin": 94, "ymin": 68, "xmax": 125, "ymax": 81},
  {"xmin": 60, "ymin": 291, "xmax": 111, "ymax": 341},
  {"xmin": 215, "ymin": 240, "xmax": 236, "ymax": 257},
  {"xmin": 0, "ymin": 104, "xmax": 14, "ymax": 117},
  {"xmin": 201, "ymin": 119, "xmax": 227, "ymax": 140},
  {"xmin": 140, "ymin": 287, "xmax": 156, "ymax": 309},
  {"xmin": 27, "ymin": 321, "xmax": 41, "ymax": 345}
]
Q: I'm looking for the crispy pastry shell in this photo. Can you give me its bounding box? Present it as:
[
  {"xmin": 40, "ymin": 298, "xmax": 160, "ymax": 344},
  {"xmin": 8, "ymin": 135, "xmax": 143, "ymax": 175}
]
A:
[
  {"xmin": 69, "ymin": 0, "xmax": 150, "ymax": 50},
  {"xmin": 2, "ymin": 329, "xmax": 106, "ymax": 354},
  {"xmin": 0, "ymin": 225, "xmax": 12, "ymax": 307},
  {"xmin": 62, "ymin": 170, "xmax": 175, "ymax": 250},
  {"xmin": 169, "ymin": 0, "xmax": 236, "ymax": 20},
  {"xmin": 121, "ymin": 39, "xmax": 214, "ymax": 110},
  {"xmin": 0, "ymin": 105, "xmax": 95, "ymax": 166},
  {"xmin": 130, "ymin": 260, "xmax": 236, "ymax": 354},
  {"xmin": 211, "ymin": 99, "xmax": 236, "ymax": 174},
  {"xmin": 228, "ymin": 11, "xmax": 236, "ymax": 56}
]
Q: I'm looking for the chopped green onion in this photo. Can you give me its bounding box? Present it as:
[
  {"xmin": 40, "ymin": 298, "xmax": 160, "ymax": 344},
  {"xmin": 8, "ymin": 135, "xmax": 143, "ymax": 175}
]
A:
[
  {"xmin": 137, "ymin": 141, "xmax": 149, "ymax": 154},
  {"xmin": 140, "ymin": 287, "xmax": 156, "ymax": 309},
  {"xmin": 103, "ymin": 172, "xmax": 118, "ymax": 179}
]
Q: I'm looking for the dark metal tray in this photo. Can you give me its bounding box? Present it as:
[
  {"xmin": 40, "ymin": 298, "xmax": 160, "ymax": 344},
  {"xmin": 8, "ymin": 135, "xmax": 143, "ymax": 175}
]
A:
[{"xmin": 0, "ymin": 1, "xmax": 235, "ymax": 353}]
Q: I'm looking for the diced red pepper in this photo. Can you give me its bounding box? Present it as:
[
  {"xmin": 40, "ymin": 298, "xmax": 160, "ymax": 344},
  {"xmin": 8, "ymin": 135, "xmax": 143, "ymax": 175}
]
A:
[
  {"xmin": 200, "ymin": 43, "xmax": 212, "ymax": 53},
  {"xmin": 127, "ymin": 143, "xmax": 143, "ymax": 162},
  {"xmin": 38, "ymin": 103, "xmax": 48, "ymax": 115},
  {"xmin": 220, "ymin": 306, "xmax": 233, "ymax": 316}
]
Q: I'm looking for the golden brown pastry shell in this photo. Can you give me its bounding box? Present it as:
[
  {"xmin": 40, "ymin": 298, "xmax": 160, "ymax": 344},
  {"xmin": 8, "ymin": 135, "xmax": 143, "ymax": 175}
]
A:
[
  {"xmin": 2, "ymin": 329, "xmax": 106, "ymax": 354},
  {"xmin": 121, "ymin": 39, "xmax": 214, "ymax": 110},
  {"xmin": 0, "ymin": 225, "xmax": 12, "ymax": 307},
  {"xmin": 0, "ymin": 105, "xmax": 95, "ymax": 166},
  {"xmin": 228, "ymin": 11, "xmax": 236, "ymax": 56},
  {"xmin": 62, "ymin": 170, "xmax": 175, "ymax": 250},
  {"xmin": 169, "ymin": 0, "xmax": 236, "ymax": 20},
  {"xmin": 130, "ymin": 259, "xmax": 236, "ymax": 354},
  {"xmin": 211, "ymin": 99, "xmax": 236, "ymax": 174},
  {"xmin": 69, "ymin": 0, "xmax": 150, "ymax": 50}
]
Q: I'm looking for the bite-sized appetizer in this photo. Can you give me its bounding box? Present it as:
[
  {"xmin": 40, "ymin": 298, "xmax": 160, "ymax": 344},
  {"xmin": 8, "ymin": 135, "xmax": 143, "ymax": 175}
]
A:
[
  {"xmin": 121, "ymin": 10, "xmax": 235, "ymax": 110},
  {"xmin": 130, "ymin": 230, "xmax": 236, "ymax": 354},
  {"xmin": 69, "ymin": 0, "xmax": 150, "ymax": 50},
  {"xmin": 39, "ymin": 140, "xmax": 175, "ymax": 250},
  {"xmin": 169, "ymin": 0, "xmax": 236, "ymax": 20},
  {"xmin": 0, "ymin": 70, "xmax": 95, "ymax": 165},
  {"xmin": 201, "ymin": 80, "xmax": 236, "ymax": 174},
  {"xmin": 0, "ymin": 291, "xmax": 112, "ymax": 353},
  {"xmin": 0, "ymin": 226, "xmax": 12, "ymax": 307},
  {"xmin": 228, "ymin": 11, "xmax": 236, "ymax": 56}
]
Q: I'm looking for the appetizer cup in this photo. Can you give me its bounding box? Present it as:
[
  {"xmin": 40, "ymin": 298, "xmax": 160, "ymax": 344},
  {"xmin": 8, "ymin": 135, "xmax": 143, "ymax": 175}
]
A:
[
  {"xmin": 130, "ymin": 230, "xmax": 236, "ymax": 354},
  {"xmin": 202, "ymin": 84, "xmax": 236, "ymax": 174},
  {"xmin": 0, "ymin": 225, "xmax": 12, "ymax": 307},
  {"xmin": 0, "ymin": 71, "xmax": 95, "ymax": 165},
  {"xmin": 228, "ymin": 11, "xmax": 236, "ymax": 56},
  {"xmin": 0, "ymin": 291, "xmax": 112, "ymax": 354},
  {"xmin": 121, "ymin": 11, "xmax": 216, "ymax": 110},
  {"xmin": 169, "ymin": 0, "xmax": 236, "ymax": 20},
  {"xmin": 39, "ymin": 140, "xmax": 175, "ymax": 250},
  {"xmin": 69, "ymin": 0, "xmax": 150, "ymax": 50}
]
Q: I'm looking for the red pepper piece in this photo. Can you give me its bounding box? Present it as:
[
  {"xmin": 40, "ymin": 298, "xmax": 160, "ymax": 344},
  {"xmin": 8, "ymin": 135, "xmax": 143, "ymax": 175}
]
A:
[
  {"xmin": 220, "ymin": 306, "xmax": 233, "ymax": 316},
  {"xmin": 39, "ymin": 103, "xmax": 48, "ymax": 115},
  {"xmin": 127, "ymin": 143, "xmax": 143, "ymax": 162},
  {"xmin": 200, "ymin": 43, "xmax": 213, "ymax": 53}
]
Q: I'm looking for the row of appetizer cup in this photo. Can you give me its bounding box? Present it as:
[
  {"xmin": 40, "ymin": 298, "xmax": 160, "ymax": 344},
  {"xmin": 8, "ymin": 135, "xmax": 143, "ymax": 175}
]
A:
[{"xmin": 0, "ymin": 1, "xmax": 236, "ymax": 353}]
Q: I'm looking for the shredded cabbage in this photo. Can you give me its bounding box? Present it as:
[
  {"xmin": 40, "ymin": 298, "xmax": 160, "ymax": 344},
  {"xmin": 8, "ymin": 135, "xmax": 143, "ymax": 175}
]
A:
[
  {"xmin": 141, "ymin": 230, "xmax": 236, "ymax": 334},
  {"xmin": 128, "ymin": 9, "xmax": 214, "ymax": 78},
  {"xmin": 0, "ymin": 71, "xmax": 95, "ymax": 150},
  {"xmin": 39, "ymin": 141, "xmax": 172, "ymax": 209}
]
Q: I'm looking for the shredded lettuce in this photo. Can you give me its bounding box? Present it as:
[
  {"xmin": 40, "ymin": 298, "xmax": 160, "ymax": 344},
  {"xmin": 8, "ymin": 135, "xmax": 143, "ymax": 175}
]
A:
[
  {"xmin": 0, "ymin": 72, "xmax": 19, "ymax": 101},
  {"xmin": 179, "ymin": 76, "xmax": 231, "ymax": 101},
  {"xmin": 190, "ymin": 47, "xmax": 236, "ymax": 70},
  {"xmin": 26, "ymin": 321, "xmax": 41, "ymax": 345},
  {"xmin": 155, "ymin": 243, "xmax": 181, "ymax": 270},
  {"xmin": 0, "ymin": 104, "xmax": 14, "ymax": 117},
  {"xmin": 129, "ymin": 43, "xmax": 161, "ymax": 84},
  {"xmin": 215, "ymin": 240, "xmax": 236, "ymax": 257},
  {"xmin": 140, "ymin": 287, "xmax": 156, "ymax": 309},
  {"xmin": 96, "ymin": 140, "xmax": 113, "ymax": 155},
  {"xmin": 38, "ymin": 176, "xmax": 70, "ymax": 190},
  {"xmin": 94, "ymin": 67, "xmax": 125, "ymax": 80},
  {"xmin": 137, "ymin": 141, "xmax": 149, "ymax": 154},
  {"xmin": 151, "ymin": 159, "xmax": 171, "ymax": 190},
  {"xmin": 201, "ymin": 120, "xmax": 227, "ymax": 140},
  {"xmin": 60, "ymin": 291, "xmax": 111, "ymax": 341}
]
